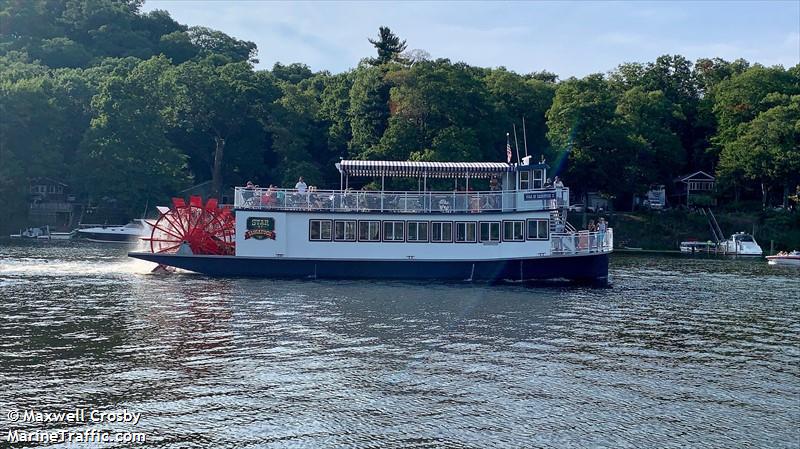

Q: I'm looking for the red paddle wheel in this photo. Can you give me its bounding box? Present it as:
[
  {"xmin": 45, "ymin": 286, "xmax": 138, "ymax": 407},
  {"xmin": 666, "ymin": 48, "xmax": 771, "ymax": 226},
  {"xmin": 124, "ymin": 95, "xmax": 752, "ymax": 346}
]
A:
[{"xmin": 145, "ymin": 196, "xmax": 235, "ymax": 255}]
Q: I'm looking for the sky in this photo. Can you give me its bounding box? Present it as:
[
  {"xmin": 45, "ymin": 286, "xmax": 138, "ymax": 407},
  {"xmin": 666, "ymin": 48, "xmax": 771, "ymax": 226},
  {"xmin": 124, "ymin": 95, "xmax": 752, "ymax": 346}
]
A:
[{"xmin": 141, "ymin": 1, "xmax": 800, "ymax": 77}]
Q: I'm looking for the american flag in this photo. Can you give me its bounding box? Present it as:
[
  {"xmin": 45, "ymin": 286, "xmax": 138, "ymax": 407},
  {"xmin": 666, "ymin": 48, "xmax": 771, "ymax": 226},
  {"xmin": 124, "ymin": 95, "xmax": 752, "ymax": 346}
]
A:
[{"xmin": 506, "ymin": 142, "xmax": 512, "ymax": 163}]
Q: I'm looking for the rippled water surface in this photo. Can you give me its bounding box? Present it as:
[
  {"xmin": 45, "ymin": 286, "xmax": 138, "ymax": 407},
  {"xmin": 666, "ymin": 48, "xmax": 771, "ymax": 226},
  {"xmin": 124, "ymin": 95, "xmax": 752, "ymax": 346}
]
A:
[{"xmin": 1, "ymin": 241, "xmax": 798, "ymax": 448}]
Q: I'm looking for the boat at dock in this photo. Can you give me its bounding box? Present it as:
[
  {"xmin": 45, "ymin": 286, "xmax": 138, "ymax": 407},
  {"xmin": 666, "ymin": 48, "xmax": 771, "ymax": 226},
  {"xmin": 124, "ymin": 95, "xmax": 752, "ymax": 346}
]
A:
[
  {"xmin": 718, "ymin": 232, "xmax": 763, "ymax": 256},
  {"xmin": 128, "ymin": 159, "xmax": 613, "ymax": 285}
]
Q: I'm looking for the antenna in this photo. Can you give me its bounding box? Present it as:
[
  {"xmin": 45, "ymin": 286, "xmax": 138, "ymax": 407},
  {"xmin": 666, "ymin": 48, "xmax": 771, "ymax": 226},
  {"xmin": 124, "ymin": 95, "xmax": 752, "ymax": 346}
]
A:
[
  {"xmin": 512, "ymin": 124, "xmax": 521, "ymax": 164},
  {"xmin": 522, "ymin": 116, "xmax": 529, "ymax": 157}
]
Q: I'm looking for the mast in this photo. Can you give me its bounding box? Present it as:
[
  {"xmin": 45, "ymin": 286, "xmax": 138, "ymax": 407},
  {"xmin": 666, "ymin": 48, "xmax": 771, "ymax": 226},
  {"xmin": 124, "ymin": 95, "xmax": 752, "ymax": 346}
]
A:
[{"xmin": 522, "ymin": 116, "xmax": 529, "ymax": 157}]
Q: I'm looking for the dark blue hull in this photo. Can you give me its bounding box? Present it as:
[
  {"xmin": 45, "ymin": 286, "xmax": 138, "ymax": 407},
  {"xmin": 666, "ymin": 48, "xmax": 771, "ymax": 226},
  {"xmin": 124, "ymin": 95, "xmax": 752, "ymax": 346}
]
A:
[{"xmin": 128, "ymin": 252, "xmax": 610, "ymax": 285}]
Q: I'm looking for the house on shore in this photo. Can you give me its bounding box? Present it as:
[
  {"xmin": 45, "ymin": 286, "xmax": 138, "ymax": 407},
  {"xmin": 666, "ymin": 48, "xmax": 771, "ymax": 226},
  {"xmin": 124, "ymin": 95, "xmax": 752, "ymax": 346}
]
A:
[
  {"xmin": 28, "ymin": 178, "xmax": 82, "ymax": 230},
  {"xmin": 674, "ymin": 171, "xmax": 716, "ymax": 207}
]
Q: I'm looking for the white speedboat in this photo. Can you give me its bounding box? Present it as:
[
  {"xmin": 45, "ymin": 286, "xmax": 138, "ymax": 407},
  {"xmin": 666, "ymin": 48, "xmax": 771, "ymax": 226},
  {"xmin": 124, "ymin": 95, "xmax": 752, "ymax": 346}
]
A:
[
  {"xmin": 77, "ymin": 219, "xmax": 151, "ymax": 243},
  {"xmin": 766, "ymin": 251, "xmax": 800, "ymax": 266},
  {"xmin": 719, "ymin": 232, "xmax": 763, "ymax": 256}
]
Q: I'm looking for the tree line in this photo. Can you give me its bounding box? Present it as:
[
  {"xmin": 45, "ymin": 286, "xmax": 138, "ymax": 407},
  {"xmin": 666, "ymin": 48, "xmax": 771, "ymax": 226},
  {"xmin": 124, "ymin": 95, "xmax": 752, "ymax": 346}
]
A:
[{"xmin": 1, "ymin": 0, "xmax": 798, "ymax": 230}]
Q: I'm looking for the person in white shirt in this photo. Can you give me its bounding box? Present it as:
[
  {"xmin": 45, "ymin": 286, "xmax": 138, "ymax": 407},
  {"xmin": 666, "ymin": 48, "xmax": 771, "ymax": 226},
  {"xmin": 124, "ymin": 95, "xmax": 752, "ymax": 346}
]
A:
[{"xmin": 295, "ymin": 177, "xmax": 307, "ymax": 193}]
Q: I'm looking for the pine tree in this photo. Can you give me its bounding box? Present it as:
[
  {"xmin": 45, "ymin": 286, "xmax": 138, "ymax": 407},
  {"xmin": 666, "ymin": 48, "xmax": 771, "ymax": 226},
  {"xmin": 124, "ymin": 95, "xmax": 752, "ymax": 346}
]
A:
[{"xmin": 368, "ymin": 26, "xmax": 407, "ymax": 66}]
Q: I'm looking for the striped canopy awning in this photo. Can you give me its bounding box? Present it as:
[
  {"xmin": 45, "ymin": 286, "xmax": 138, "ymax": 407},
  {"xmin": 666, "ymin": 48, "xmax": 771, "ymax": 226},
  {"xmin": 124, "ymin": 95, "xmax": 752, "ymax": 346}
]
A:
[{"xmin": 336, "ymin": 160, "xmax": 514, "ymax": 179}]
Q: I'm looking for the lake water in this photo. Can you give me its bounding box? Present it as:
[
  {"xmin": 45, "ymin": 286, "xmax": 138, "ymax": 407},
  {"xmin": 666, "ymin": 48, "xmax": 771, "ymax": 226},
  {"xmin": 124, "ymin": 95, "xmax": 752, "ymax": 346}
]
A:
[{"xmin": 1, "ymin": 241, "xmax": 798, "ymax": 448}]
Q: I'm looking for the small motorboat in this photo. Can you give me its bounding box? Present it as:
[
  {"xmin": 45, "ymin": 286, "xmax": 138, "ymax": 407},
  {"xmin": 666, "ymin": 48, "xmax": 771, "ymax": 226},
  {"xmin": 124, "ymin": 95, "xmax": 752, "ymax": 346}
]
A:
[
  {"xmin": 77, "ymin": 219, "xmax": 152, "ymax": 243},
  {"xmin": 719, "ymin": 232, "xmax": 763, "ymax": 256},
  {"xmin": 766, "ymin": 251, "xmax": 800, "ymax": 267}
]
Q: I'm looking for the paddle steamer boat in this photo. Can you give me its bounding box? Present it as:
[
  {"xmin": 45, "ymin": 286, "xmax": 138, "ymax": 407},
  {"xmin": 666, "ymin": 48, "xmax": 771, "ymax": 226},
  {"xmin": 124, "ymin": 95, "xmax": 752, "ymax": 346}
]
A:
[{"xmin": 129, "ymin": 159, "xmax": 613, "ymax": 284}]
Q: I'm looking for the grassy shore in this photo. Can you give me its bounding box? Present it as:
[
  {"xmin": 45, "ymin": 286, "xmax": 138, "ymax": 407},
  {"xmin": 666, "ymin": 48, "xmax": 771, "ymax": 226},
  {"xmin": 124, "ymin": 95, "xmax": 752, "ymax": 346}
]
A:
[{"xmin": 577, "ymin": 209, "xmax": 800, "ymax": 253}]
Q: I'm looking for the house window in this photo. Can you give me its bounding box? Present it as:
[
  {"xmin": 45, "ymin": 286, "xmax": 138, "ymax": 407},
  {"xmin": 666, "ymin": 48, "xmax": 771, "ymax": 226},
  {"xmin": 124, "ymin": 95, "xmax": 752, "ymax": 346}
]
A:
[
  {"xmin": 527, "ymin": 219, "xmax": 549, "ymax": 240},
  {"xmin": 503, "ymin": 220, "xmax": 525, "ymax": 242},
  {"xmin": 358, "ymin": 220, "xmax": 381, "ymax": 242},
  {"xmin": 688, "ymin": 180, "xmax": 713, "ymax": 191},
  {"xmin": 431, "ymin": 222, "xmax": 453, "ymax": 243},
  {"xmin": 519, "ymin": 171, "xmax": 530, "ymax": 190},
  {"xmin": 455, "ymin": 222, "xmax": 477, "ymax": 243},
  {"xmin": 479, "ymin": 222, "xmax": 500, "ymax": 242},
  {"xmin": 309, "ymin": 220, "xmax": 332, "ymax": 241},
  {"xmin": 407, "ymin": 221, "xmax": 429, "ymax": 242},
  {"xmin": 334, "ymin": 220, "xmax": 356, "ymax": 241},
  {"xmin": 383, "ymin": 221, "xmax": 405, "ymax": 242}
]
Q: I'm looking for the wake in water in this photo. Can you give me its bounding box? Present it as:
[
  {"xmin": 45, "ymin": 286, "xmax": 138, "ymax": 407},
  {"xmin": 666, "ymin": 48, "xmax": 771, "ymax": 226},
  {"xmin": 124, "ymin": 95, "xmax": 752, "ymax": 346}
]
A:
[{"xmin": 0, "ymin": 240, "xmax": 158, "ymax": 277}]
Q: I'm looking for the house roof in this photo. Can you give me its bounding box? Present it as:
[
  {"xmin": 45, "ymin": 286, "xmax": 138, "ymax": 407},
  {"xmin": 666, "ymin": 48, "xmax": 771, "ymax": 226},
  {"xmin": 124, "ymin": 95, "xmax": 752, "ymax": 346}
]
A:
[
  {"xmin": 29, "ymin": 177, "xmax": 68, "ymax": 187},
  {"xmin": 676, "ymin": 171, "xmax": 715, "ymax": 182}
]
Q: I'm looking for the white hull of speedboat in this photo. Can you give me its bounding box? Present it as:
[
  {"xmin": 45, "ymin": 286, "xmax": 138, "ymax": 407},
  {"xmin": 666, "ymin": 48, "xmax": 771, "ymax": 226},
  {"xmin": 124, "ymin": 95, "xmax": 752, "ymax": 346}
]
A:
[
  {"xmin": 77, "ymin": 219, "xmax": 151, "ymax": 243},
  {"xmin": 766, "ymin": 255, "xmax": 800, "ymax": 266}
]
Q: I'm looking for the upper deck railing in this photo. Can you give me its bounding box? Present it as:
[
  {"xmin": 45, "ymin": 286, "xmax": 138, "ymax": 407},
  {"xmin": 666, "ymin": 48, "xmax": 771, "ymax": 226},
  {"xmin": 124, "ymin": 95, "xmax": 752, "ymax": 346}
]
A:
[{"xmin": 234, "ymin": 187, "xmax": 569, "ymax": 214}]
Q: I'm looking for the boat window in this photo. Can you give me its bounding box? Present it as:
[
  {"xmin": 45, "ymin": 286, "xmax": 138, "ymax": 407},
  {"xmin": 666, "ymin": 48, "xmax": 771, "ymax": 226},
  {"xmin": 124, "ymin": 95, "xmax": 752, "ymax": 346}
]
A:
[
  {"xmin": 519, "ymin": 171, "xmax": 530, "ymax": 190},
  {"xmin": 431, "ymin": 222, "xmax": 453, "ymax": 243},
  {"xmin": 527, "ymin": 219, "xmax": 549, "ymax": 240},
  {"xmin": 455, "ymin": 222, "xmax": 477, "ymax": 243},
  {"xmin": 334, "ymin": 220, "xmax": 356, "ymax": 241},
  {"xmin": 407, "ymin": 221, "xmax": 429, "ymax": 243},
  {"xmin": 358, "ymin": 221, "xmax": 380, "ymax": 242},
  {"xmin": 503, "ymin": 220, "xmax": 525, "ymax": 242},
  {"xmin": 309, "ymin": 220, "xmax": 332, "ymax": 241},
  {"xmin": 383, "ymin": 221, "xmax": 405, "ymax": 242},
  {"xmin": 384, "ymin": 221, "xmax": 404, "ymax": 242},
  {"xmin": 737, "ymin": 235, "xmax": 754, "ymax": 242},
  {"xmin": 479, "ymin": 222, "xmax": 500, "ymax": 242},
  {"xmin": 532, "ymin": 169, "xmax": 545, "ymax": 189}
]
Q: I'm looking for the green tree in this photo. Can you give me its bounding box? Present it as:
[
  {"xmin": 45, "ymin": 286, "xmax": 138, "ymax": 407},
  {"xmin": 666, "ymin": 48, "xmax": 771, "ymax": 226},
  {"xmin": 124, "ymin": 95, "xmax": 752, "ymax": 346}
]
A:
[
  {"xmin": 546, "ymin": 74, "xmax": 631, "ymax": 197},
  {"xmin": 483, "ymin": 68, "xmax": 555, "ymax": 160},
  {"xmin": 616, "ymin": 87, "xmax": 685, "ymax": 191},
  {"xmin": 368, "ymin": 26, "xmax": 407, "ymax": 66},
  {"xmin": 173, "ymin": 60, "xmax": 275, "ymax": 198},
  {"xmin": 77, "ymin": 56, "xmax": 190, "ymax": 213},
  {"xmin": 718, "ymin": 94, "xmax": 800, "ymax": 207},
  {"xmin": 348, "ymin": 65, "xmax": 390, "ymax": 157},
  {"xmin": 713, "ymin": 65, "xmax": 799, "ymax": 202}
]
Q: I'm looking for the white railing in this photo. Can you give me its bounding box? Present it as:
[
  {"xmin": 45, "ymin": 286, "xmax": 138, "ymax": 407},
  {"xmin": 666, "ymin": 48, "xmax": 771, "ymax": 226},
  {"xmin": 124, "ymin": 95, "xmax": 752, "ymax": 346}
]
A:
[
  {"xmin": 234, "ymin": 187, "xmax": 569, "ymax": 214},
  {"xmin": 550, "ymin": 228, "xmax": 613, "ymax": 255}
]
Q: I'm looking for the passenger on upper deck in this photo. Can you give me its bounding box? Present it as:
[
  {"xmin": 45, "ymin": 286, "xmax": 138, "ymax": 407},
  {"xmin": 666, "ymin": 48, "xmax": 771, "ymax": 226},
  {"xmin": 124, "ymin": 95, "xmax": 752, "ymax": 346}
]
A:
[
  {"xmin": 554, "ymin": 176, "xmax": 564, "ymax": 189},
  {"xmin": 261, "ymin": 184, "xmax": 277, "ymax": 207},
  {"xmin": 295, "ymin": 177, "xmax": 307, "ymax": 193}
]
